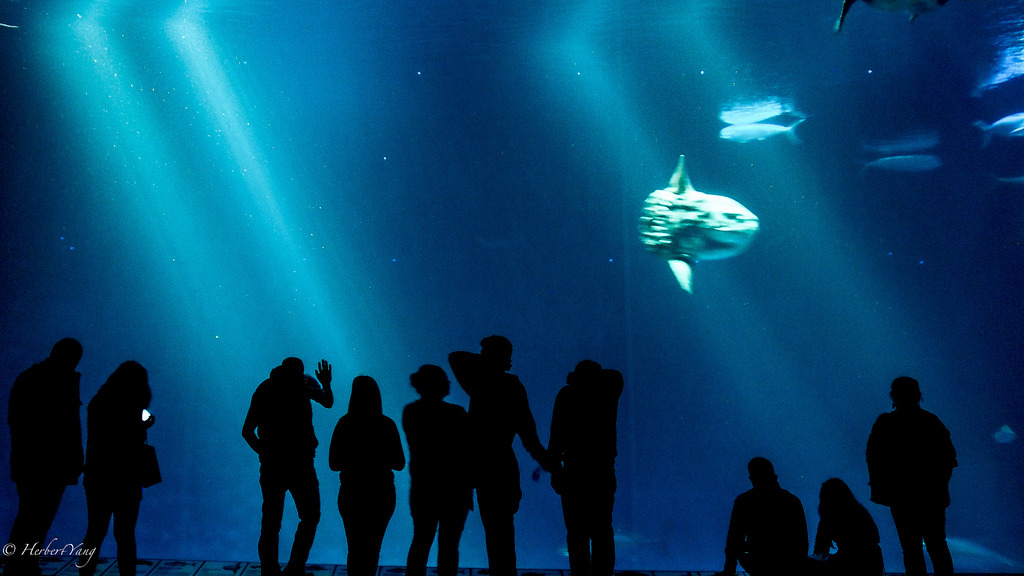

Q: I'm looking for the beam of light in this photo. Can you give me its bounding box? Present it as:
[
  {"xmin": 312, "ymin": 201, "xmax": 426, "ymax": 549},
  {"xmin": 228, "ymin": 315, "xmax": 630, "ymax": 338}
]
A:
[
  {"xmin": 165, "ymin": 0, "xmax": 363, "ymax": 370},
  {"xmin": 65, "ymin": 4, "xmax": 227, "ymax": 317},
  {"xmin": 61, "ymin": 0, "xmax": 370, "ymax": 379}
]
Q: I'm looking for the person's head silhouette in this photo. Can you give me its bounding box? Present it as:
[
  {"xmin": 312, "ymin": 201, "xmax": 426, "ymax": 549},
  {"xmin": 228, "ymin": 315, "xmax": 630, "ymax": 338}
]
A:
[
  {"xmin": 568, "ymin": 360, "xmax": 602, "ymax": 385},
  {"xmin": 818, "ymin": 477, "xmax": 859, "ymax": 519},
  {"xmin": 410, "ymin": 364, "xmax": 450, "ymax": 400},
  {"xmin": 49, "ymin": 338, "xmax": 83, "ymax": 372},
  {"xmin": 748, "ymin": 457, "xmax": 778, "ymax": 489},
  {"xmin": 349, "ymin": 375, "xmax": 383, "ymax": 416},
  {"xmin": 480, "ymin": 335, "xmax": 513, "ymax": 373},
  {"xmin": 890, "ymin": 376, "xmax": 922, "ymax": 409}
]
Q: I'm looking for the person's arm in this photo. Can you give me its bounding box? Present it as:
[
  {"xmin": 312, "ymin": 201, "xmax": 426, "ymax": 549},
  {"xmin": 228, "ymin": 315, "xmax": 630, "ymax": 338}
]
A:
[
  {"xmin": 514, "ymin": 379, "xmax": 550, "ymax": 471},
  {"xmin": 312, "ymin": 359, "xmax": 334, "ymax": 408},
  {"xmin": 241, "ymin": 393, "xmax": 261, "ymax": 455},
  {"xmin": 328, "ymin": 418, "xmax": 345, "ymax": 472},
  {"xmin": 604, "ymin": 369, "xmax": 624, "ymax": 399},
  {"xmin": 721, "ymin": 500, "xmax": 744, "ymax": 574},
  {"xmin": 387, "ymin": 418, "xmax": 406, "ymax": 472},
  {"xmin": 448, "ymin": 351, "xmax": 482, "ymax": 397},
  {"xmin": 797, "ymin": 499, "xmax": 810, "ymax": 557},
  {"xmin": 548, "ymin": 388, "xmax": 567, "ymax": 493},
  {"xmin": 813, "ymin": 516, "xmax": 833, "ymax": 556},
  {"xmin": 548, "ymin": 389, "xmax": 566, "ymax": 468}
]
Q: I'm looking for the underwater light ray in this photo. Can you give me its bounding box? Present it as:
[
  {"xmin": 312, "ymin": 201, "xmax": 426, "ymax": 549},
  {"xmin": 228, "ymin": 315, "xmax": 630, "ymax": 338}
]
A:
[
  {"xmin": 65, "ymin": 11, "xmax": 225, "ymax": 304},
  {"xmin": 166, "ymin": 1, "xmax": 370, "ymax": 373}
]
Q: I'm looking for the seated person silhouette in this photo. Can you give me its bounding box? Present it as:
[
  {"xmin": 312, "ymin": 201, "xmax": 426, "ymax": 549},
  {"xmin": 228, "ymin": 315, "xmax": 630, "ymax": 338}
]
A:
[
  {"xmin": 807, "ymin": 478, "xmax": 884, "ymax": 576},
  {"xmin": 717, "ymin": 457, "xmax": 808, "ymax": 576}
]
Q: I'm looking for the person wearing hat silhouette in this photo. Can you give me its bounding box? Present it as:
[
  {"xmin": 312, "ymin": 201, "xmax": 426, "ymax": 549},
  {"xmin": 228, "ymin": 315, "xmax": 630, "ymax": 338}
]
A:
[{"xmin": 867, "ymin": 376, "xmax": 957, "ymax": 576}]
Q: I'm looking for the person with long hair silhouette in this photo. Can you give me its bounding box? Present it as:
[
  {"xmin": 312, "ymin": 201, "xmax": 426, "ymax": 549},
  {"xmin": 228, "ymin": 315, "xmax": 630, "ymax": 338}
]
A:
[
  {"xmin": 808, "ymin": 478, "xmax": 883, "ymax": 576},
  {"xmin": 78, "ymin": 361, "xmax": 154, "ymax": 576},
  {"xmin": 329, "ymin": 376, "xmax": 405, "ymax": 576}
]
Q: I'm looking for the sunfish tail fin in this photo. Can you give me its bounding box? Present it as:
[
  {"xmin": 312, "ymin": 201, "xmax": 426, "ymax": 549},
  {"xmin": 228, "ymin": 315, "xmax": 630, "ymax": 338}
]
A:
[{"xmin": 669, "ymin": 259, "xmax": 694, "ymax": 293}]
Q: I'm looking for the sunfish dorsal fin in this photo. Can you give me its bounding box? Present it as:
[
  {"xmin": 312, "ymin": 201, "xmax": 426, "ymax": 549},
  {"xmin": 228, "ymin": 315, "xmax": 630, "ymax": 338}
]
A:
[{"xmin": 669, "ymin": 155, "xmax": 694, "ymax": 193}]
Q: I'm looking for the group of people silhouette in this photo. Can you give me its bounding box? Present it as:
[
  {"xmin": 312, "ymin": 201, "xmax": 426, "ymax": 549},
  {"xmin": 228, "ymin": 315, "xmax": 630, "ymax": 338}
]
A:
[
  {"xmin": 716, "ymin": 376, "xmax": 957, "ymax": 576},
  {"xmin": 239, "ymin": 335, "xmax": 624, "ymax": 576},
  {"xmin": 6, "ymin": 337, "xmax": 957, "ymax": 576}
]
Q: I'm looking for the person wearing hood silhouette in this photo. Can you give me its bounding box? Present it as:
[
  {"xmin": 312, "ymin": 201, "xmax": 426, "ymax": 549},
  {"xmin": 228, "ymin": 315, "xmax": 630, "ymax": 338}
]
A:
[{"xmin": 330, "ymin": 376, "xmax": 405, "ymax": 576}]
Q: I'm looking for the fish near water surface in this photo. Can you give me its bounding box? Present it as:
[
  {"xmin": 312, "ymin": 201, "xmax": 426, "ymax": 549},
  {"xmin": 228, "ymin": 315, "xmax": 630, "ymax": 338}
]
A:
[{"xmin": 639, "ymin": 156, "xmax": 760, "ymax": 293}]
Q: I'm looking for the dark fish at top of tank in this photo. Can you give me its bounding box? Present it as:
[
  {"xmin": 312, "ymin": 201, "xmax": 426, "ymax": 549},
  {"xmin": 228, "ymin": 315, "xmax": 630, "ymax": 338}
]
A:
[{"xmin": 834, "ymin": 0, "xmax": 957, "ymax": 33}]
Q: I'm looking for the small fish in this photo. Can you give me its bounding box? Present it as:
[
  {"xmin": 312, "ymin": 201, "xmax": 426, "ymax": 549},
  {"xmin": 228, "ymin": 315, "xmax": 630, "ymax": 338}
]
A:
[
  {"xmin": 993, "ymin": 424, "xmax": 1017, "ymax": 443},
  {"xmin": 995, "ymin": 175, "xmax": 1024, "ymax": 185},
  {"xmin": 1, "ymin": 22, "xmax": 20, "ymax": 28},
  {"xmin": 860, "ymin": 154, "xmax": 942, "ymax": 173},
  {"xmin": 719, "ymin": 119, "xmax": 805, "ymax": 144},
  {"xmin": 974, "ymin": 112, "xmax": 1024, "ymax": 147}
]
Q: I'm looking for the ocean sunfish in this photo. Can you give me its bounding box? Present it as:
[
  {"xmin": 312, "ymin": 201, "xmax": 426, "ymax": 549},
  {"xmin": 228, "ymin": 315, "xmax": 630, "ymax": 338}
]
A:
[
  {"xmin": 719, "ymin": 119, "xmax": 805, "ymax": 144},
  {"xmin": 834, "ymin": 0, "xmax": 952, "ymax": 32},
  {"xmin": 973, "ymin": 112, "xmax": 1024, "ymax": 147},
  {"xmin": 639, "ymin": 156, "xmax": 760, "ymax": 293}
]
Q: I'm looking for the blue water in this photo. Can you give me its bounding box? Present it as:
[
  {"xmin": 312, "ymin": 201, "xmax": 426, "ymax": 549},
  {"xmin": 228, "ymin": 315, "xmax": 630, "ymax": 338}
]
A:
[{"xmin": 1, "ymin": 0, "xmax": 1022, "ymax": 570}]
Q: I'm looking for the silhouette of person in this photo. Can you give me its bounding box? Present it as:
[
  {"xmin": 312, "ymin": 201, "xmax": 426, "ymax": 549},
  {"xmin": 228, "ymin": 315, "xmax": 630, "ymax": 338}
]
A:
[
  {"xmin": 717, "ymin": 457, "xmax": 808, "ymax": 576},
  {"xmin": 807, "ymin": 478, "xmax": 884, "ymax": 576},
  {"xmin": 242, "ymin": 358, "xmax": 334, "ymax": 576},
  {"xmin": 448, "ymin": 336, "xmax": 551, "ymax": 576},
  {"xmin": 402, "ymin": 365, "xmax": 473, "ymax": 576},
  {"xmin": 329, "ymin": 375, "xmax": 405, "ymax": 576},
  {"xmin": 78, "ymin": 361, "xmax": 154, "ymax": 576},
  {"xmin": 6, "ymin": 338, "xmax": 85, "ymax": 576},
  {"xmin": 548, "ymin": 360, "xmax": 623, "ymax": 576},
  {"xmin": 866, "ymin": 376, "xmax": 957, "ymax": 576}
]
